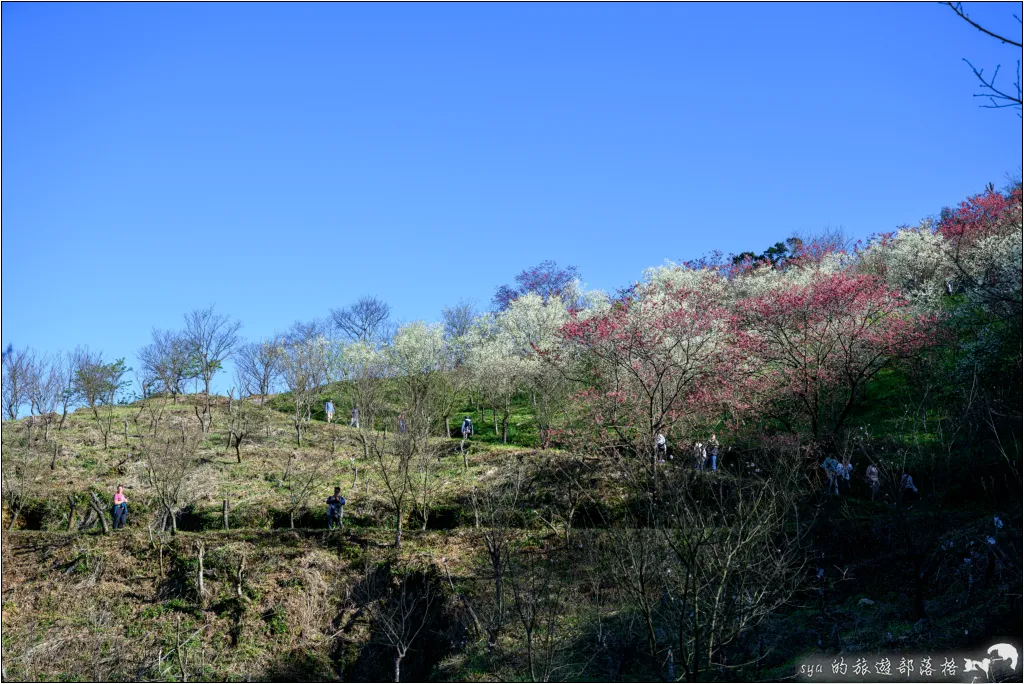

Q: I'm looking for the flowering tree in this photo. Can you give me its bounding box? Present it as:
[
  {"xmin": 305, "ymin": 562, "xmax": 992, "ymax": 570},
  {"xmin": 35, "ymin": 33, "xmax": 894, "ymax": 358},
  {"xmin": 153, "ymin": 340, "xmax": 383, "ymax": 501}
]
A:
[
  {"xmin": 339, "ymin": 340, "xmax": 390, "ymax": 458},
  {"xmin": 732, "ymin": 272, "xmax": 936, "ymax": 442},
  {"xmin": 466, "ymin": 317, "xmax": 526, "ymax": 444},
  {"xmin": 558, "ymin": 284, "xmax": 736, "ymax": 469},
  {"xmin": 937, "ymin": 185, "xmax": 1023, "ymax": 321},
  {"xmin": 493, "ymin": 260, "xmax": 581, "ymax": 311}
]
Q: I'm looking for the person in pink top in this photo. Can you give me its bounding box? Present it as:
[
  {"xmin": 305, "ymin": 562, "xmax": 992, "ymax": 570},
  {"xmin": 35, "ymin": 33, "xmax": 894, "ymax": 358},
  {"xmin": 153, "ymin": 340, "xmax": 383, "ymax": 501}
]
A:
[{"xmin": 112, "ymin": 485, "xmax": 128, "ymax": 529}]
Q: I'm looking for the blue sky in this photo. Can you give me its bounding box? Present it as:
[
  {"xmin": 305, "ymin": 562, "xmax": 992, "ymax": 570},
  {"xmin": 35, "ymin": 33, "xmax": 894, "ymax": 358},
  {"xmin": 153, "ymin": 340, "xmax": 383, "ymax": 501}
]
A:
[{"xmin": 2, "ymin": 2, "xmax": 1021, "ymax": 392}]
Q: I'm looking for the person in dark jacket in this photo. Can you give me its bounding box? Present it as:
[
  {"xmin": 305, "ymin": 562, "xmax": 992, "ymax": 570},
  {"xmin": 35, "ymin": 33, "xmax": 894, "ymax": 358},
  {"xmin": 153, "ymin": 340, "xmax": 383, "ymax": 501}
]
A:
[{"xmin": 326, "ymin": 487, "xmax": 346, "ymax": 530}]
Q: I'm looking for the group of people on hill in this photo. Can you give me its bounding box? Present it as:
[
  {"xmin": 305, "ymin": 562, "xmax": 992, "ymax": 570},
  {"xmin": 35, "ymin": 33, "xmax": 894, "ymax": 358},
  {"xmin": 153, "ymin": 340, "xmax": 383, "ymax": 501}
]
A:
[
  {"xmin": 821, "ymin": 458, "xmax": 919, "ymax": 502},
  {"xmin": 324, "ymin": 400, "xmax": 359, "ymax": 428},
  {"xmin": 655, "ymin": 432, "xmax": 721, "ymax": 471}
]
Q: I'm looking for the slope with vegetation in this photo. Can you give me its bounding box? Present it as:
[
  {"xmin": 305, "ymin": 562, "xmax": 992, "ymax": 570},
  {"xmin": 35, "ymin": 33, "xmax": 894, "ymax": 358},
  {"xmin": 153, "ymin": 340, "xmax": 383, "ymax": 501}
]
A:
[{"xmin": 2, "ymin": 183, "xmax": 1021, "ymax": 682}]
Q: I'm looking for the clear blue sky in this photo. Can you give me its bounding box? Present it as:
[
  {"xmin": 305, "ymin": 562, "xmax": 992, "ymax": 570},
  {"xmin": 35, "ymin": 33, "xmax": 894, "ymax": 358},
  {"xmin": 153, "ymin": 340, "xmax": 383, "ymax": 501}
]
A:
[{"xmin": 3, "ymin": 2, "xmax": 1021, "ymax": 392}]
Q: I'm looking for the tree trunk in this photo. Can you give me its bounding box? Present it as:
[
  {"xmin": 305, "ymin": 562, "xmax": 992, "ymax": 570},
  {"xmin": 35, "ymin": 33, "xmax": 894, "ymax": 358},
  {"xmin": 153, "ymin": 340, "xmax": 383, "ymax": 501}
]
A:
[
  {"xmin": 59, "ymin": 408, "xmax": 68, "ymax": 431},
  {"xmin": 394, "ymin": 506, "xmax": 403, "ymax": 548},
  {"xmin": 50, "ymin": 441, "xmax": 59, "ymax": 470},
  {"xmin": 168, "ymin": 505, "xmax": 178, "ymax": 535},
  {"xmin": 223, "ymin": 499, "xmax": 230, "ymax": 530},
  {"xmin": 235, "ymin": 438, "xmax": 242, "ymax": 463},
  {"xmin": 290, "ymin": 510, "xmax": 295, "ymax": 529},
  {"xmin": 295, "ymin": 423, "xmax": 302, "ymax": 447},
  {"xmin": 393, "ymin": 654, "xmax": 402, "ymax": 683},
  {"xmin": 67, "ymin": 496, "xmax": 77, "ymax": 532},
  {"xmin": 196, "ymin": 541, "xmax": 206, "ymax": 607},
  {"xmin": 7, "ymin": 506, "xmax": 21, "ymax": 531},
  {"xmin": 90, "ymin": 493, "xmax": 110, "ymax": 534}
]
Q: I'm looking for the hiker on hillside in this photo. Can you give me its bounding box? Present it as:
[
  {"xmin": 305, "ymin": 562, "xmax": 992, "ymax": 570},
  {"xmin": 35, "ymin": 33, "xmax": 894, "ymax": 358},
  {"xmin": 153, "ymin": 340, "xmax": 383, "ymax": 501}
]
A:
[
  {"xmin": 112, "ymin": 484, "xmax": 128, "ymax": 529},
  {"xmin": 821, "ymin": 458, "xmax": 842, "ymax": 496},
  {"xmin": 655, "ymin": 432, "xmax": 667, "ymax": 462},
  {"xmin": 349, "ymin": 406, "xmax": 359, "ymax": 429},
  {"xmin": 326, "ymin": 487, "xmax": 346, "ymax": 530},
  {"xmin": 325, "ymin": 399, "xmax": 335, "ymax": 423},
  {"xmin": 694, "ymin": 441, "xmax": 706, "ymax": 471},
  {"xmin": 838, "ymin": 461, "xmax": 854, "ymax": 495},
  {"xmin": 461, "ymin": 416, "xmax": 474, "ymax": 439},
  {"xmin": 900, "ymin": 472, "xmax": 919, "ymax": 502},
  {"xmin": 398, "ymin": 413, "xmax": 407, "ymax": 434},
  {"xmin": 865, "ymin": 463, "xmax": 880, "ymax": 501},
  {"xmin": 708, "ymin": 433, "xmax": 720, "ymax": 472}
]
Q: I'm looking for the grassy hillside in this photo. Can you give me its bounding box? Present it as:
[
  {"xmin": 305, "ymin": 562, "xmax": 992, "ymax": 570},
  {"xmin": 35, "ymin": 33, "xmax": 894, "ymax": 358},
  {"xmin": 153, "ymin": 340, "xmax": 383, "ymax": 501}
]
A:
[{"xmin": 2, "ymin": 392, "xmax": 1020, "ymax": 682}]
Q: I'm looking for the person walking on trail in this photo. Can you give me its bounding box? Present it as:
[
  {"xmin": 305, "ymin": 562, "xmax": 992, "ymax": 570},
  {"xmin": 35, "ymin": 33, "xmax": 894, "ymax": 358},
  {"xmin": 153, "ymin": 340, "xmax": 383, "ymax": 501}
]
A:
[
  {"xmin": 325, "ymin": 400, "xmax": 335, "ymax": 423},
  {"xmin": 461, "ymin": 417, "xmax": 474, "ymax": 439},
  {"xmin": 838, "ymin": 461, "xmax": 854, "ymax": 495},
  {"xmin": 112, "ymin": 485, "xmax": 128, "ymax": 529},
  {"xmin": 865, "ymin": 464, "xmax": 880, "ymax": 501},
  {"xmin": 326, "ymin": 487, "xmax": 346, "ymax": 530},
  {"xmin": 821, "ymin": 458, "xmax": 848, "ymax": 496},
  {"xmin": 349, "ymin": 406, "xmax": 359, "ymax": 429},
  {"xmin": 708, "ymin": 434, "xmax": 720, "ymax": 472},
  {"xmin": 655, "ymin": 432, "xmax": 667, "ymax": 462},
  {"xmin": 900, "ymin": 472, "xmax": 919, "ymax": 502}
]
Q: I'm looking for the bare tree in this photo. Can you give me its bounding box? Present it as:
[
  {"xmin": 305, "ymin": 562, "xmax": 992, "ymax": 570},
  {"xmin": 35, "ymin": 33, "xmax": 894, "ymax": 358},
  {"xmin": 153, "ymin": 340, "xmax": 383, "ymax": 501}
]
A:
[
  {"xmin": 280, "ymin": 320, "xmax": 336, "ymax": 446},
  {"xmin": 469, "ymin": 463, "xmax": 526, "ymax": 659},
  {"xmin": 225, "ymin": 393, "xmax": 269, "ymax": 463},
  {"xmin": 183, "ymin": 306, "xmax": 241, "ymax": 430},
  {"xmin": 331, "ymin": 295, "xmax": 392, "ymax": 346},
  {"xmin": 279, "ymin": 449, "xmax": 332, "ymax": 528},
  {"xmin": 138, "ymin": 329, "xmax": 199, "ymax": 403},
  {"xmin": 360, "ymin": 559, "xmax": 435, "ymax": 683},
  {"xmin": 367, "ymin": 430, "xmax": 414, "ymax": 548},
  {"xmin": 944, "ymin": 1, "xmax": 1023, "ymax": 114},
  {"xmin": 25, "ymin": 353, "xmax": 62, "ymax": 441},
  {"xmin": 1, "ymin": 445, "xmax": 45, "ymax": 530},
  {"xmin": 54, "ymin": 351, "xmax": 77, "ymax": 431},
  {"xmin": 509, "ymin": 544, "xmax": 569, "ymax": 682},
  {"xmin": 2, "ymin": 345, "xmax": 32, "ymax": 421},
  {"xmin": 142, "ymin": 418, "xmax": 204, "ymax": 535},
  {"xmin": 234, "ymin": 338, "xmax": 284, "ymax": 404}
]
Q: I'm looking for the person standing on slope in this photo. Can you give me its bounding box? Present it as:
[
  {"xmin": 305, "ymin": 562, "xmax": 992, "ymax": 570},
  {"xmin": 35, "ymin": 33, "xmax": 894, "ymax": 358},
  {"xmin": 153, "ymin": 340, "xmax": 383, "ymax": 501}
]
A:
[{"xmin": 112, "ymin": 485, "xmax": 129, "ymax": 529}]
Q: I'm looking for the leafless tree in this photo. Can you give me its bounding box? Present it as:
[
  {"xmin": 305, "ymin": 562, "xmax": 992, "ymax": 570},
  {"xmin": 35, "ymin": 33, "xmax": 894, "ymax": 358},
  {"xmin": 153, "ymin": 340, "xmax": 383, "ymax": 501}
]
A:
[
  {"xmin": 183, "ymin": 306, "xmax": 241, "ymax": 429},
  {"xmin": 1, "ymin": 445, "xmax": 45, "ymax": 530},
  {"xmin": 944, "ymin": 1, "xmax": 1023, "ymax": 114},
  {"xmin": 279, "ymin": 449, "xmax": 332, "ymax": 528},
  {"xmin": 280, "ymin": 320, "xmax": 335, "ymax": 446},
  {"xmin": 138, "ymin": 329, "xmax": 198, "ymax": 403},
  {"xmin": 225, "ymin": 394, "xmax": 269, "ymax": 463},
  {"xmin": 25, "ymin": 353, "xmax": 64, "ymax": 441},
  {"xmin": 234, "ymin": 338, "xmax": 284, "ymax": 404},
  {"xmin": 509, "ymin": 544, "xmax": 570, "ymax": 682},
  {"xmin": 366, "ymin": 429, "xmax": 414, "ymax": 547},
  {"xmin": 331, "ymin": 295, "xmax": 392, "ymax": 346},
  {"xmin": 142, "ymin": 418, "xmax": 204, "ymax": 534},
  {"xmin": 53, "ymin": 351, "xmax": 77, "ymax": 431},
  {"xmin": 2, "ymin": 345, "xmax": 32, "ymax": 421},
  {"xmin": 469, "ymin": 463, "xmax": 526, "ymax": 659},
  {"xmin": 360, "ymin": 559, "xmax": 436, "ymax": 683}
]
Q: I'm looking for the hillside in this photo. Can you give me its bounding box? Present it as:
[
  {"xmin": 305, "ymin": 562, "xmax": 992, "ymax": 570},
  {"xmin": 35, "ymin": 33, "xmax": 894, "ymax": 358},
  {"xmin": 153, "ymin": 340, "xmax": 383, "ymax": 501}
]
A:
[{"xmin": 2, "ymin": 390, "xmax": 1020, "ymax": 682}]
